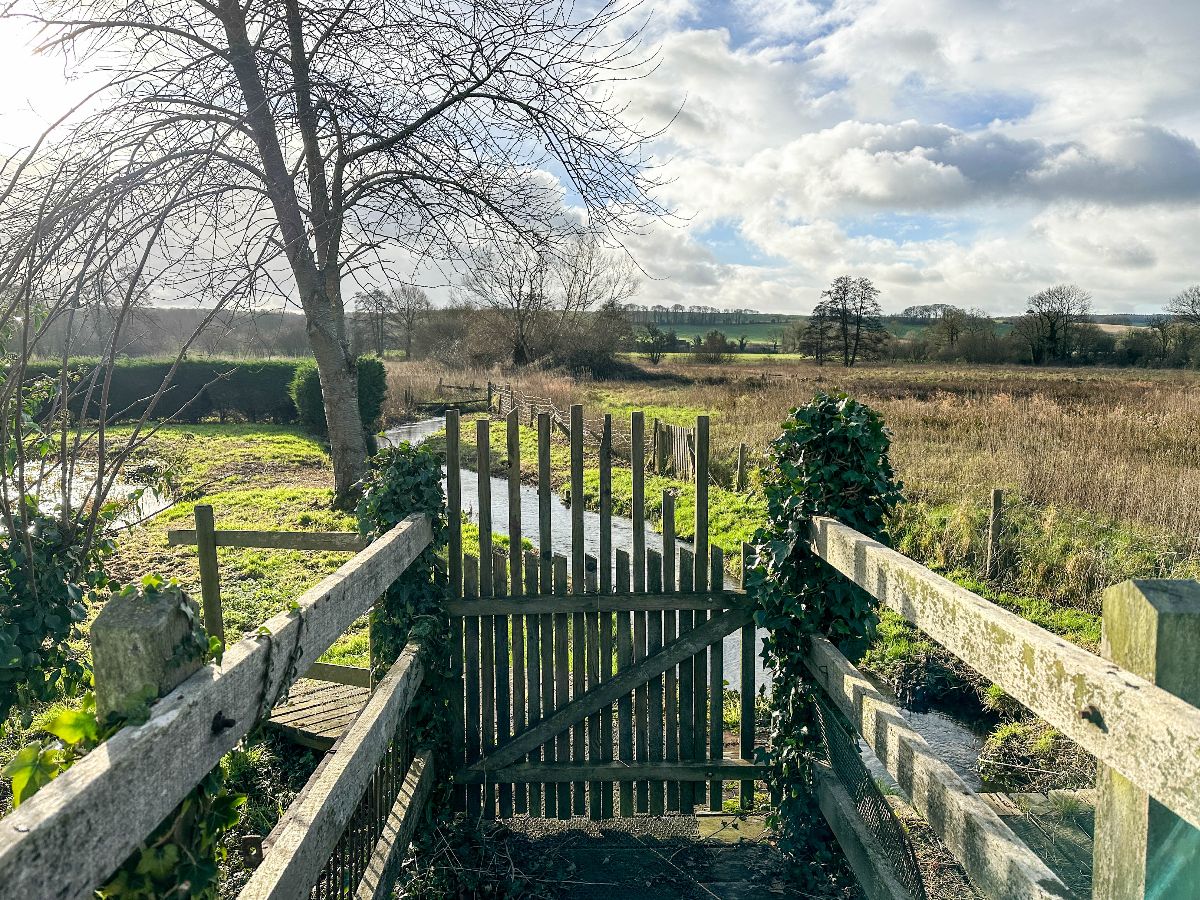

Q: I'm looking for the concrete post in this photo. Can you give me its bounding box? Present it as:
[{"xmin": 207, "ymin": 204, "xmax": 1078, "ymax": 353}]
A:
[
  {"xmin": 91, "ymin": 582, "xmax": 205, "ymax": 722},
  {"xmin": 1094, "ymin": 579, "xmax": 1200, "ymax": 899}
]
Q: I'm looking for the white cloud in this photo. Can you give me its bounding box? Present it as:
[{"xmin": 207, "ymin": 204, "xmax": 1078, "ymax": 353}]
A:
[{"xmin": 621, "ymin": 2, "xmax": 1200, "ymax": 313}]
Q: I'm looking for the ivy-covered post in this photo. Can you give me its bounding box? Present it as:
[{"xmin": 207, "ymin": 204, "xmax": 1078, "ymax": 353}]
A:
[
  {"xmin": 745, "ymin": 393, "xmax": 903, "ymax": 888},
  {"xmin": 357, "ymin": 442, "xmax": 450, "ymax": 759}
]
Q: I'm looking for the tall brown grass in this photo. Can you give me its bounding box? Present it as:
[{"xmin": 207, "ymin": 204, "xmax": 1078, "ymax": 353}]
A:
[{"xmin": 386, "ymin": 358, "xmax": 1200, "ymax": 553}]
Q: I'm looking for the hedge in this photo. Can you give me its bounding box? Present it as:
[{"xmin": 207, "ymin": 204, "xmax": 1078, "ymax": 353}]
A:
[
  {"xmin": 289, "ymin": 357, "xmax": 387, "ymax": 434},
  {"xmin": 20, "ymin": 358, "xmax": 306, "ymax": 424}
]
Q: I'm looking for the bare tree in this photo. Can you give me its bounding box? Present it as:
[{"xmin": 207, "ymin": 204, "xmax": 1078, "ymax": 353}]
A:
[
  {"xmin": 1013, "ymin": 284, "xmax": 1093, "ymax": 364},
  {"xmin": 9, "ymin": 0, "xmax": 665, "ymax": 503},
  {"xmin": 390, "ymin": 285, "xmax": 432, "ymax": 360},
  {"xmin": 458, "ymin": 233, "xmax": 639, "ymax": 366},
  {"xmin": 1167, "ymin": 285, "xmax": 1200, "ymax": 327}
]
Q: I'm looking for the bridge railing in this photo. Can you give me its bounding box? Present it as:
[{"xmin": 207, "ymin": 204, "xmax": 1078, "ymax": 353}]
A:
[
  {"xmin": 809, "ymin": 515, "xmax": 1200, "ymax": 900},
  {"xmin": 0, "ymin": 513, "xmax": 433, "ymax": 899}
]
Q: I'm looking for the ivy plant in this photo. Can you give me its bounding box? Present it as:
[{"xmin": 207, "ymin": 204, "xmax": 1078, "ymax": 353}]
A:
[
  {"xmin": 3, "ymin": 575, "xmax": 241, "ymax": 898},
  {"xmin": 357, "ymin": 442, "xmax": 450, "ymax": 762},
  {"xmin": 745, "ymin": 393, "xmax": 903, "ymax": 887}
]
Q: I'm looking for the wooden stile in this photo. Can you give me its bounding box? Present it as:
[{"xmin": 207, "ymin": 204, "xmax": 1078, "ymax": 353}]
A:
[
  {"xmin": 678, "ymin": 548, "xmax": 695, "ymax": 813},
  {"xmin": 553, "ymin": 555, "xmax": 571, "ymax": 818},
  {"xmin": 616, "ymin": 549, "xmax": 634, "ymax": 817},
  {"xmin": 647, "ymin": 550, "xmax": 666, "ymax": 815},
  {"xmin": 662, "ymin": 492, "xmax": 679, "ymax": 812},
  {"xmin": 709, "ymin": 546, "xmax": 724, "ymax": 811},
  {"xmin": 740, "ymin": 542, "xmax": 756, "ymax": 809},
  {"xmin": 463, "ymin": 555, "xmax": 482, "ymax": 819}
]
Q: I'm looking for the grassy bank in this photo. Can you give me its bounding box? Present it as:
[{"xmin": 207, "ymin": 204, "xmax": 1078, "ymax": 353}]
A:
[{"xmin": 1, "ymin": 424, "xmax": 355, "ymax": 895}]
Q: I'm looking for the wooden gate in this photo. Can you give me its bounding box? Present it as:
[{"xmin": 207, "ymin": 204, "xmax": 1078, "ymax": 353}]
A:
[{"xmin": 444, "ymin": 404, "xmax": 768, "ymax": 820}]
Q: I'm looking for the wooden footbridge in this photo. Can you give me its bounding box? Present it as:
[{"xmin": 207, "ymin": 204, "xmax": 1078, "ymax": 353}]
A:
[{"xmin": 2, "ymin": 404, "xmax": 1199, "ymax": 900}]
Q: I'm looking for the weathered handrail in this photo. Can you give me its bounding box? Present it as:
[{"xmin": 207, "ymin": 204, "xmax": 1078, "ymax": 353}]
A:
[
  {"xmin": 805, "ymin": 636, "xmax": 1071, "ymax": 899},
  {"xmin": 0, "ymin": 514, "xmax": 432, "ymax": 900},
  {"xmin": 239, "ymin": 641, "xmax": 429, "ymax": 899},
  {"xmin": 809, "ymin": 515, "xmax": 1200, "ymax": 833}
]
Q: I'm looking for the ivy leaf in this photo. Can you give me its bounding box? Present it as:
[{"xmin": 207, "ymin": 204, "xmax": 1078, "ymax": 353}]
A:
[
  {"xmin": 2, "ymin": 743, "xmax": 66, "ymax": 806},
  {"xmin": 44, "ymin": 707, "xmax": 99, "ymax": 746}
]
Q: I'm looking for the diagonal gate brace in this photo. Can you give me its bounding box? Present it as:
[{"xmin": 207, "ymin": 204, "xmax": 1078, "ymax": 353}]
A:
[{"xmin": 469, "ymin": 605, "xmax": 755, "ymax": 773}]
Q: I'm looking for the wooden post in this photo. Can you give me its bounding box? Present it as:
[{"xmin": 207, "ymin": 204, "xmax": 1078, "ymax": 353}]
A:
[
  {"xmin": 486, "ymin": 380, "xmax": 493, "ymax": 411},
  {"xmin": 1094, "ymin": 580, "xmax": 1200, "ymax": 899},
  {"xmin": 985, "ymin": 488, "xmax": 1003, "ymax": 578},
  {"xmin": 736, "ymin": 443, "xmax": 747, "ymax": 491},
  {"xmin": 193, "ymin": 504, "xmax": 224, "ymax": 644}
]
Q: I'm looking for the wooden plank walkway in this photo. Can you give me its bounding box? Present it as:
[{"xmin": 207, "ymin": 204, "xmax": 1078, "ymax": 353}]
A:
[
  {"xmin": 267, "ymin": 678, "xmax": 371, "ymax": 751},
  {"xmin": 980, "ymin": 790, "xmax": 1094, "ymax": 897}
]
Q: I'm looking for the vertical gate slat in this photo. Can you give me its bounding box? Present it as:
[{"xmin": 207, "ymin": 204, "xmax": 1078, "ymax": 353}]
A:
[
  {"xmin": 647, "ymin": 549, "xmax": 665, "ymax": 815},
  {"xmin": 740, "ymin": 541, "xmax": 756, "ymax": 810},
  {"xmin": 709, "ymin": 546, "xmax": 725, "ymax": 811},
  {"xmin": 493, "ymin": 552, "xmax": 512, "ymax": 818},
  {"xmin": 586, "ymin": 556, "xmax": 602, "ymax": 820},
  {"xmin": 448, "ymin": 407, "xmax": 465, "ymax": 813},
  {"xmin": 662, "ymin": 492, "xmax": 679, "ymax": 812},
  {"xmin": 630, "ymin": 412, "xmax": 647, "ymax": 813},
  {"xmin": 599, "ymin": 414, "xmax": 615, "ymax": 818},
  {"xmin": 538, "ymin": 412, "xmax": 556, "ymax": 817},
  {"xmin": 633, "ymin": 577, "xmax": 649, "ymax": 814},
  {"xmin": 447, "ymin": 409, "xmax": 462, "ymax": 597},
  {"xmin": 569, "ymin": 405, "xmax": 586, "ymax": 816},
  {"xmin": 678, "ymin": 548, "xmax": 695, "ymax": 814},
  {"xmin": 464, "ymin": 554, "xmax": 482, "ymax": 820},
  {"xmin": 525, "ymin": 550, "xmax": 542, "ymax": 816},
  {"xmin": 692, "ymin": 416, "xmax": 710, "ymax": 799},
  {"xmin": 507, "ymin": 410, "xmax": 526, "ymax": 816},
  {"xmin": 477, "ymin": 416, "xmax": 496, "ymax": 817},
  {"xmin": 553, "ymin": 554, "xmax": 571, "ymax": 818},
  {"xmin": 616, "ymin": 548, "xmax": 634, "ymax": 817}
]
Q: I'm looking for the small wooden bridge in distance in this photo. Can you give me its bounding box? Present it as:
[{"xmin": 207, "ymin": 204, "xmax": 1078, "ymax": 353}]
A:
[{"xmin": 1, "ymin": 403, "xmax": 1199, "ymax": 899}]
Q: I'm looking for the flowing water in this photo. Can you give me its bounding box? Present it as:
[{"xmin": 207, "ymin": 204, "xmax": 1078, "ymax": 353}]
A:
[{"xmin": 382, "ymin": 418, "xmax": 985, "ymax": 787}]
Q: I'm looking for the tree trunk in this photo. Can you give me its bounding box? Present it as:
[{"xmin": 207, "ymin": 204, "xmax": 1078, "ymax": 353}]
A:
[{"xmin": 308, "ymin": 320, "xmax": 369, "ymax": 505}]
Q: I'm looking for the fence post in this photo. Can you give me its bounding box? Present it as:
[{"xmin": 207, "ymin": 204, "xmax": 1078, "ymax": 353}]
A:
[
  {"xmin": 985, "ymin": 488, "xmax": 1003, "ymax": 578},
  {"xmin": 487, "ymin": 381, "xmax": 493, "ymax": 411},
  {"xmin": 1093, "ymin": 579, "xmax": 1200, "ymax": 899},
  {"xmin": 194, "ymin": 504, "xmax": 224, "ymax": 644},
  {"xmin": 91, "ymin": 582, "xmax": 205, "ymax": 722},
  {"xmin": 736, "ymin": 443, "xmax": 747, "ymax": 491}
]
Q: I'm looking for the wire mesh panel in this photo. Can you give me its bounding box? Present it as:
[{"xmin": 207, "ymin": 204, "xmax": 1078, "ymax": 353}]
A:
[
  {"xmin": 814, "ymin": 697, "xmax": 927, "ymax": 900},
  {"xmin": 310, "ymin": 717, "xmax": 413, "ymax": 899}
]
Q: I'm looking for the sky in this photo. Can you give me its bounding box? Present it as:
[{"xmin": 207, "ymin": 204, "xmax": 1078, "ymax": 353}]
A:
[
  {"xmin": 609, "ymin": 0, "xmax": 1200, "ymax": 314},
  {"xmin": 2, "ymin": 3, "xmax": 1199, "ymax": 315}
]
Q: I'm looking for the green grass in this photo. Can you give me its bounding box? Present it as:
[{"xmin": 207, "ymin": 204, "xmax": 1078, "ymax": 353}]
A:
[{"xmin": 109, "ymin": 423, "xmax": 329, "ymax": 494}]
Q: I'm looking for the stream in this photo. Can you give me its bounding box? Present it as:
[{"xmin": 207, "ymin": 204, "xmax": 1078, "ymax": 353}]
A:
[{"xmin": 382, "ymin": 418, "xmax": 985, "ymax": 790}]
